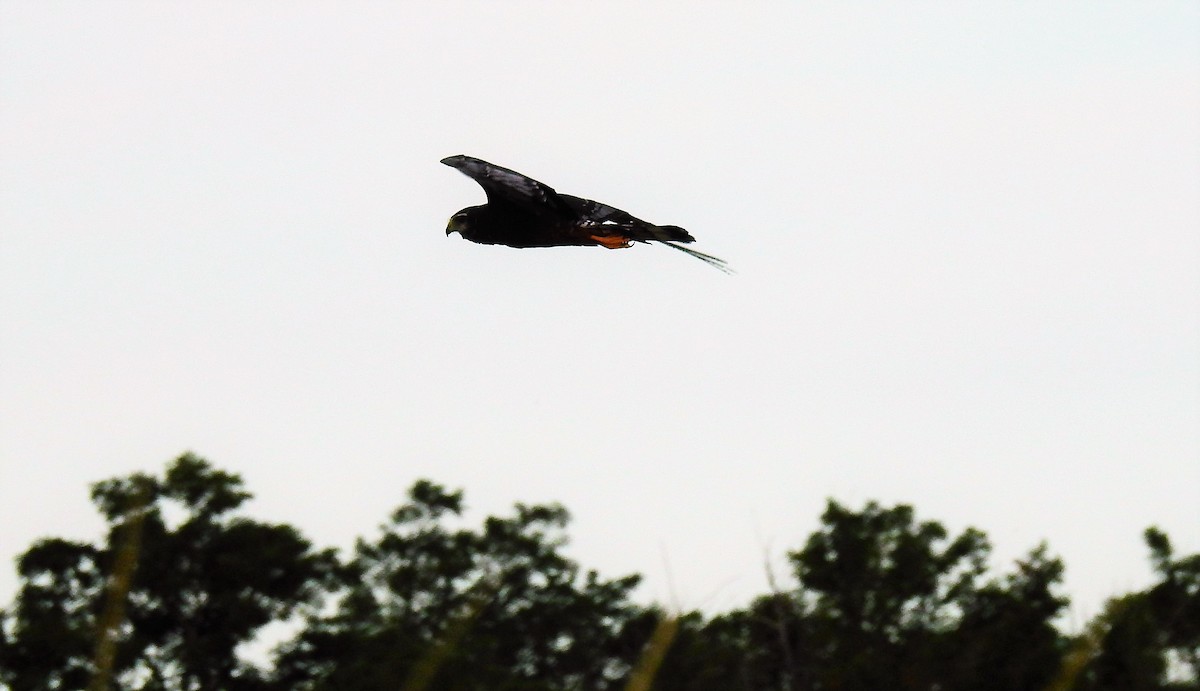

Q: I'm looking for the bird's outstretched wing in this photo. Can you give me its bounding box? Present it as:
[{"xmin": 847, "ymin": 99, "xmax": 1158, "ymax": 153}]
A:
[
  {"xmin": 441, "ymin": 155, "xmax": 574, "ymax": 216},
  {"xmin": 560, "ymin": 195, "xmax": 639, "ymax": 225}
]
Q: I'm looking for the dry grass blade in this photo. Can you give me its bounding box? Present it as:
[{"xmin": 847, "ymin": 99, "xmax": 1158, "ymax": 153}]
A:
[
  {"xmin": 623, "ymin": 613, "xmax": 679, "ymax": 691},
  {"xmin": 1043, "ymin": 597, "xmax": 1132, "ymax": 691},
  {"xmin": 88, "ymin": 486, "xmax": 150, "ymax": 691},
  {"xmin": 400, "ymin": 580, "xmax": 496, "ymax": 691}
]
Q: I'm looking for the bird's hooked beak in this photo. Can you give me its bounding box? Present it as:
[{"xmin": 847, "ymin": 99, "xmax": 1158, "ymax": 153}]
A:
[{"xmin": 446, "ymin": 212, "xmax": 467, "ymax": 237}]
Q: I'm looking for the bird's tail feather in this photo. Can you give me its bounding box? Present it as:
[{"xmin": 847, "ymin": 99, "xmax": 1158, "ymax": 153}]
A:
[
  {"xmin": 641, "ymin": 224, "xmax": 695, "ymax": 244},
  {"xmin": 621, "ymin": 223, "xmax": 731, "ymax": 272},
  {"xmin": 662, "ymin": 242, "xmax": 733, "ymax": 273}
]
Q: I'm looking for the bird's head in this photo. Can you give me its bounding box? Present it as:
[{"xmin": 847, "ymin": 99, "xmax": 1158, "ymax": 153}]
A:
[{"xmin": 445, "ymin": 209, "xmax": 471, "ymax": 238}]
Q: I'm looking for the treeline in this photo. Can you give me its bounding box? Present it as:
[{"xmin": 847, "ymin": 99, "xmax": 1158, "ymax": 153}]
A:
[{"xmin": 0, "ymin": 454, "xmax": 1196, "ymax": 690}]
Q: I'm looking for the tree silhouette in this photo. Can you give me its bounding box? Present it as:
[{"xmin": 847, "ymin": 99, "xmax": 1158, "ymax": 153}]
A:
[
  {"xmin": 271, "ymin": 480, "xmax": 648, "ymax": 690},
  {"xmin": 0, "ymin": 454, "xmax": 337, "ymax": 691},
  {"xmin": 1071, "ymin": 528, "xmax": 1200, "ymax": 690},
  {"xmin": 655, "ymin": 499, "xmax": 1068, "ymax": 691},
  {"xmin": 3, "ymin": 456, "xmax": 1196, "ymax": 690}
]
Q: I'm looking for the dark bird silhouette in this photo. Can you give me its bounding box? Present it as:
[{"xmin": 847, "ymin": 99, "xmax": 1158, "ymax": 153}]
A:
[{"xmin": 442, "ymin": 155, "xmax": 729, "ymax": 272}]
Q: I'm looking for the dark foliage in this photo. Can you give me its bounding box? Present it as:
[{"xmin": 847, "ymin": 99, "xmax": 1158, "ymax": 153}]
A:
[
  {"xmin": 1071, "ymin": 529, "xmax": 1200, "ymax": 690},
  {"xmin": 654, "ymin": 500, "xmax": 1069, "ymax": 691},
  {"xmin": 272, "ymin": 480, "xmax": 647, "ymax": 690},
  {"xmin": 2, "ymin": 456, "xmax": 1196, "ymax": 690},
  {"xmin": 0, "ymin": 454, "xmax": 338, "ymax": 691}
]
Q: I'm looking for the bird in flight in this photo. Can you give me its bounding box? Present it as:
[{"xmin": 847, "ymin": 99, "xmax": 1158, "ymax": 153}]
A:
[{"xmin": 442, "ymin": 155, "xmax": 730, "ymax": 272}]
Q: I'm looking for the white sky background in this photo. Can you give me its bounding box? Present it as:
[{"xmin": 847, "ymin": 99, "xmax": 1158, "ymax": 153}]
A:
[{"xmin": 1, "ymin": 2, "xmax": 1197, "ymax": 623}]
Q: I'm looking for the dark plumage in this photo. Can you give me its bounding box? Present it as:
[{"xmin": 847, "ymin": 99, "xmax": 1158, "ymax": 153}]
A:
[{"xmin": 441, "ymin": 155, "xmax": 729, "ymax": 272}]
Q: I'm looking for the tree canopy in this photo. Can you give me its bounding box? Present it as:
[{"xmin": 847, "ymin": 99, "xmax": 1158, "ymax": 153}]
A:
[{"xmin": 1, "ymin": 453, "xmax": 1196, "ymax": 690}]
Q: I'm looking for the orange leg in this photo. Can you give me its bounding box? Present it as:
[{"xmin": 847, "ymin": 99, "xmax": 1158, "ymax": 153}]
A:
[{"xmin": 591, "ymin": 235, "xmax": 632, "ymax": 249}]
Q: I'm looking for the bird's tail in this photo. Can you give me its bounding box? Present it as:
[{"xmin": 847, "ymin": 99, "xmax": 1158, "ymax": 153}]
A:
[
  {"xmin": 637, "ymin": 224, "xmax": 696, "ymax": 244},
  {"xmin": 637, "ymin": 225, "xmax": 732, "ymax": 273},
  {"xmin": 599, "ymin": 222, "xmax": 731, "ymax": 272},
  {"xmin": 661, "ymin": 242, "xmax": 733, "ymax": 273}
]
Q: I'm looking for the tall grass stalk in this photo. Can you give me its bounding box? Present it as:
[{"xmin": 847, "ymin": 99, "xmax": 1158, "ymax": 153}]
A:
[
  {"xmin": 399, "ymin": 580, "xmax": 495, "ymax": 691},
  {"xmin": 87, "ymin": 487, "xmax": 149, "ymax": 691},
  {"xmin": 623, "ymin": 613, "xmax": 679, "ymax": 691},
  {"xmin": 1044, "ymin": 597, "xmax": 1132, "ymax": 691}
]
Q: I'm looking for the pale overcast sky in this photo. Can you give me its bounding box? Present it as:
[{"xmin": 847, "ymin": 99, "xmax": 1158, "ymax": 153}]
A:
[{"xmin": 2, "ymin": 2, "xmax": 1197, "ymax": 622}]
